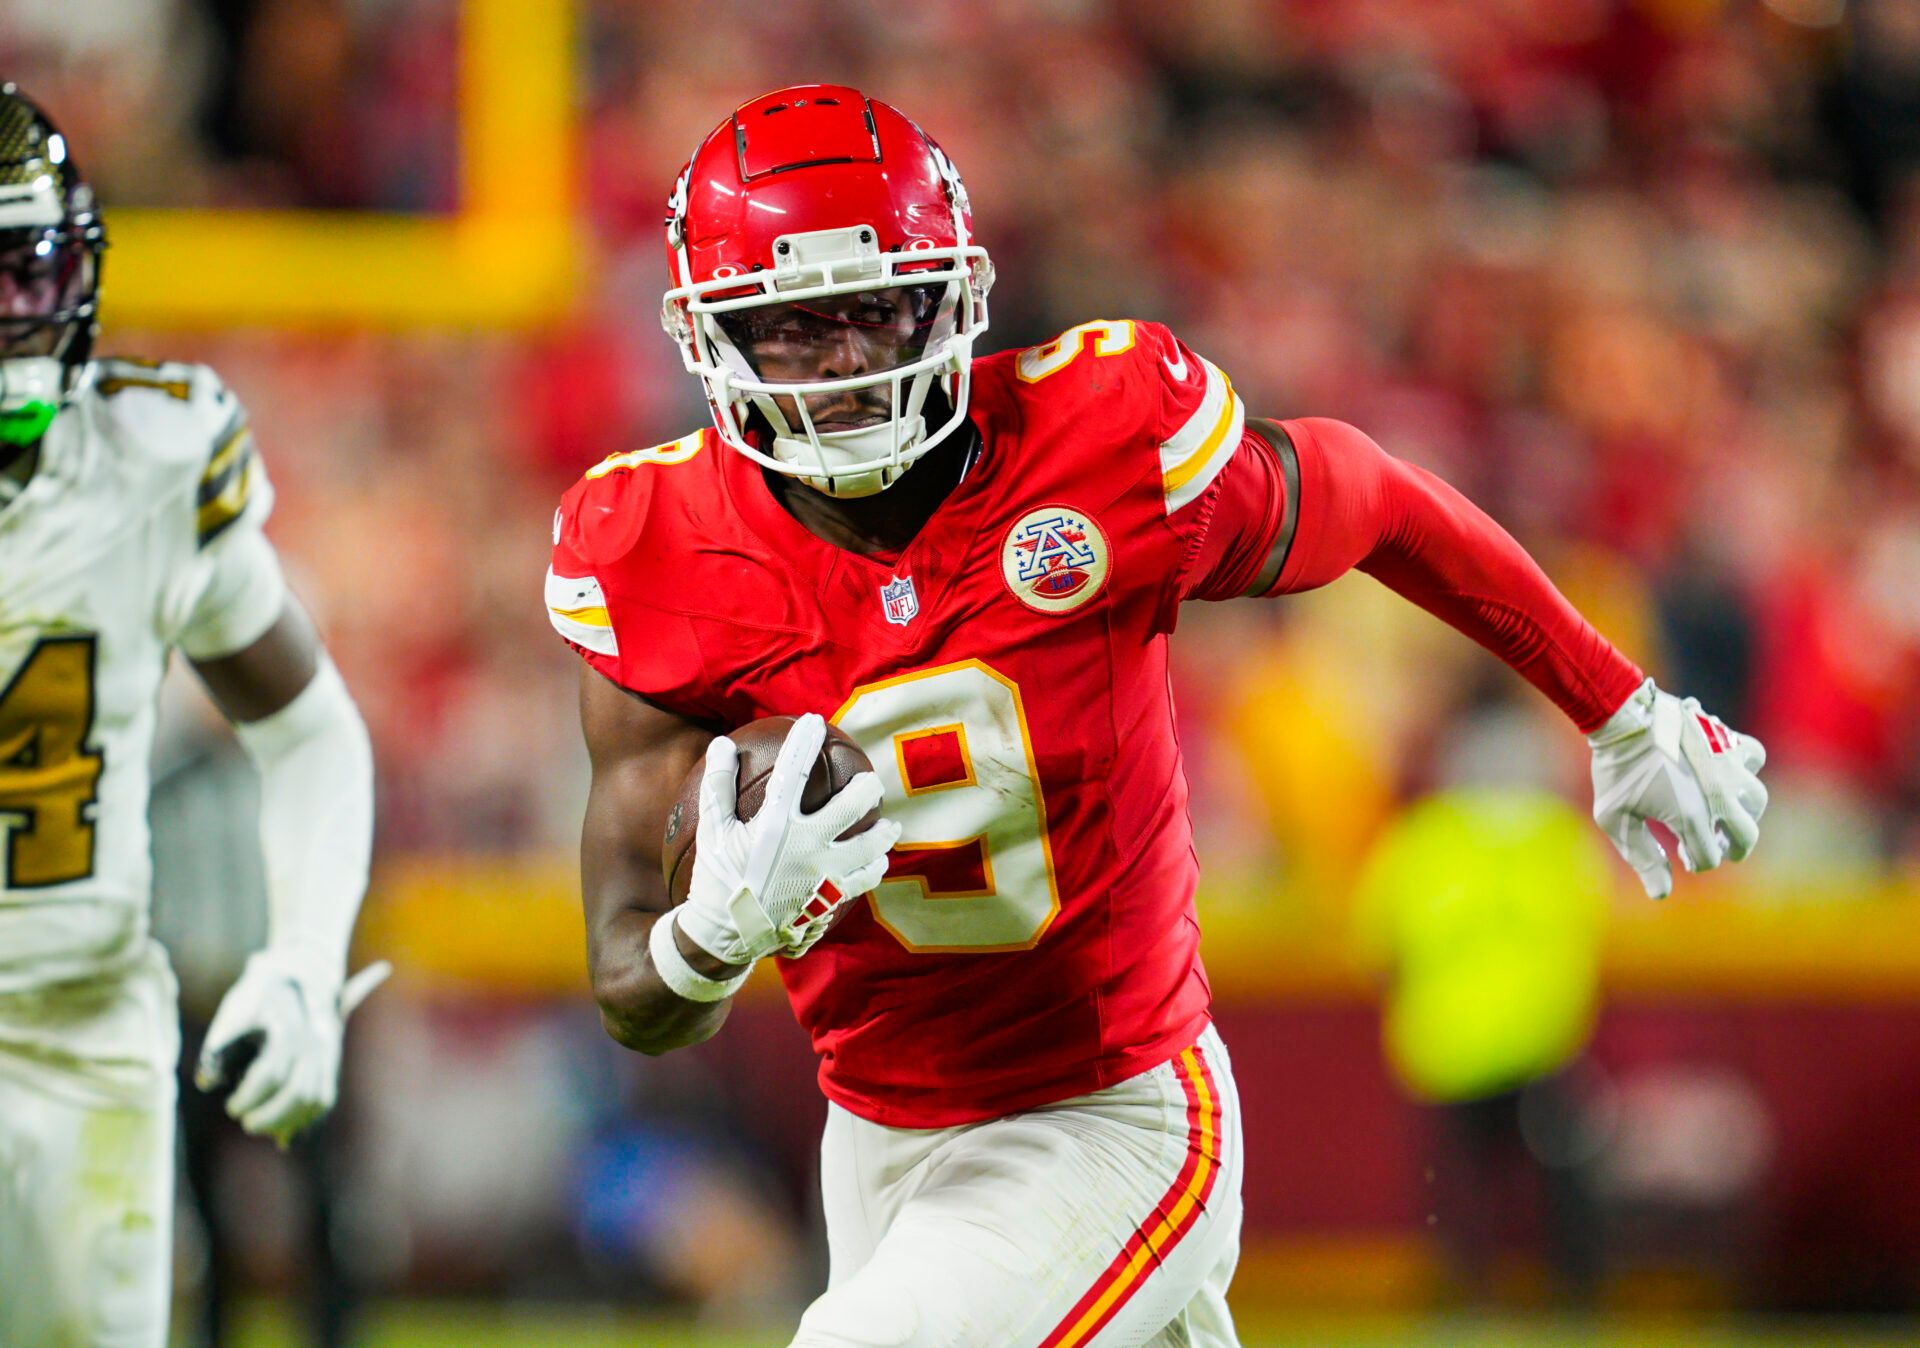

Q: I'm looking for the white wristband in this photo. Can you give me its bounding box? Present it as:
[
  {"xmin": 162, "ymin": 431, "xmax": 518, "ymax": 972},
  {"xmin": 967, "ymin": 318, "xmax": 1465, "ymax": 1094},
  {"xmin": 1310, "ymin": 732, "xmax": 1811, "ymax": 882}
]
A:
[{"xmin": 648, "ymin": 908, "xmax": 752, "ymax": 1004}]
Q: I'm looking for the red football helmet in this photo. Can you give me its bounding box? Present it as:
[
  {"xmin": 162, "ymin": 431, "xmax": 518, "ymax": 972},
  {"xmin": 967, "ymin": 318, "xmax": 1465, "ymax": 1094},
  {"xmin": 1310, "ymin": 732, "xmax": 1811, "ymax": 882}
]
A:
[{"xmin": 661, "ymin": 86, "xmax": 993, "ymax": 496}]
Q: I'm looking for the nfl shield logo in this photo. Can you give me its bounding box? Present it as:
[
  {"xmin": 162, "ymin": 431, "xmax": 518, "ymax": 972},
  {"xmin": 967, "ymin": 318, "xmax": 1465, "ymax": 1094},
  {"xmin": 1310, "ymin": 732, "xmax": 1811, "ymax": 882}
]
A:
[{"xmin": 881, "ymin": 574, "xmax": 919, "ymax": 626}]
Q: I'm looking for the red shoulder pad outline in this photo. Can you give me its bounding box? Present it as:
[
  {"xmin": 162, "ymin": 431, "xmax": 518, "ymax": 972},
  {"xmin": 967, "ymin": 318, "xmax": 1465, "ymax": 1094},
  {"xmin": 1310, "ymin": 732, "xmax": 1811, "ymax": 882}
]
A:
[
  {"xmin": 546, "ymin": 428, "xmax": 712, "ymax": 669},
  {"xmin": 552, "ymin": 429, "xmax": 708, "ymax": 570}
]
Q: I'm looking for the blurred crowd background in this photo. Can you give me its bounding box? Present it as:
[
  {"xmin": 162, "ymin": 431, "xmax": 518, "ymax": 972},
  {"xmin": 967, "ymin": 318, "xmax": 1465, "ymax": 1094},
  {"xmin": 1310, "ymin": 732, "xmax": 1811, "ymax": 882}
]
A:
[{"xmin": 7, "ymin": 0, "xmax": 1920, "ymax": 1341}]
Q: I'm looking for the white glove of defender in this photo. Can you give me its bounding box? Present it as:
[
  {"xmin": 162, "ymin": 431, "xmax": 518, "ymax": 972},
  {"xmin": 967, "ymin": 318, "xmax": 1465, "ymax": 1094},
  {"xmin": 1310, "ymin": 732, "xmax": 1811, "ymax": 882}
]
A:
[
  {"xmin": 1589, "ymin": 678, "xmax": 1769, "ymax": 899},
  {"xmin": 196, "ymin": 948, "xmax": 390, "ymax": 1147},
  {"xmin": 678, "ymin": 713, "xmax": 900, "ymax": 967}
]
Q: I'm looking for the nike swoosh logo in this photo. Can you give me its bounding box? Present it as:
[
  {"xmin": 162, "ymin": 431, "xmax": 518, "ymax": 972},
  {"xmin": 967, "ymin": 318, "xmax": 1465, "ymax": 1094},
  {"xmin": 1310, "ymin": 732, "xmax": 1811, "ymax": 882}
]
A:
[{"xmin": 1164, "ymin": 348, "xmax": 1188, "ymax": 381}]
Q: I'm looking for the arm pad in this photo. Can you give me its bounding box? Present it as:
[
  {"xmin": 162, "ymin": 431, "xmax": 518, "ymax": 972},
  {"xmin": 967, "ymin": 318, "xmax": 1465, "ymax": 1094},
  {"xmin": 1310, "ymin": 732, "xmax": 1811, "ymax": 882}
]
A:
[{"xmin": 231, "ymin": 657, "xmax": 375, "ymax": 979}]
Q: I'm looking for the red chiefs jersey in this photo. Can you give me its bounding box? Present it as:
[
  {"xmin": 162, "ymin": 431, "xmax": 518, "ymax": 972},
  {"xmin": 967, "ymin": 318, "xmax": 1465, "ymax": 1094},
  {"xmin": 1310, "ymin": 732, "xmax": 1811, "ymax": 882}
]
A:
[
  {"xmin": 541, "ymin": 324, "xmax": 1274, "ymax": 1129},
  {"xmin": 548, "ymin": 320, "xmax": 1285, "ymax": 1127},
  {"xmin": 550, "ymin": 312, "xmax": 1647, "ymax": 1126}
]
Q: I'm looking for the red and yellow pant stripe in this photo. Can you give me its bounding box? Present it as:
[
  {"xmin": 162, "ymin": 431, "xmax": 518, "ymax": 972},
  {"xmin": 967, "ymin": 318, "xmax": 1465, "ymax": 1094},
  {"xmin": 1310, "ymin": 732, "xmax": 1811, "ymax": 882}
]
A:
[{"xmin": 1038, "ymin": 1044, "xmax": 1224, "ymax": 1348}]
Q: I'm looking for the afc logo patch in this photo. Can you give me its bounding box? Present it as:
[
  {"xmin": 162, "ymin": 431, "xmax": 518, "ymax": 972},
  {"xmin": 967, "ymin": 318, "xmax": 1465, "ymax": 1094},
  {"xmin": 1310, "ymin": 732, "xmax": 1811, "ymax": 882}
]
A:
[
  {"xmin": 881, "ymin": 574, "xmax": 920, "ymax": 626},
  {"xmin": 1001, "ymin": 505, "xmax": 1111, "ymax": 614}
]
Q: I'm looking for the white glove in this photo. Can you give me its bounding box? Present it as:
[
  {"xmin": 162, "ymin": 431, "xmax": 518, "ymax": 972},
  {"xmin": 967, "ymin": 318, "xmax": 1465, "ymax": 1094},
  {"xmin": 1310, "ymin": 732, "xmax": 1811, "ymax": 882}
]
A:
[
  {"xmin": 1589, "ymin": 678, "xmax": 1769, "ymax": 899},
  {"xmin": 678, "ymin": 713, "xmax": 900, "ymax": 967},
  {"xmin": 196, "ymin": 947, "xmax": 390, "ymax": 1147}
]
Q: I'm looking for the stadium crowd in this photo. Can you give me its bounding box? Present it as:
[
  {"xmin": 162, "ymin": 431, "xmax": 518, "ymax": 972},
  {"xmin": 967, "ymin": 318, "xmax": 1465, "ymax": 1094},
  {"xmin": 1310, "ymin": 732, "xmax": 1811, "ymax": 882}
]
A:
[
  {"xmin": 6, "ymin": 0, "xmax": 1918, "ymax": 882},
  {"xmin": 8, "ymin": 0, "xmax": 1920, "ymax": 1325}
]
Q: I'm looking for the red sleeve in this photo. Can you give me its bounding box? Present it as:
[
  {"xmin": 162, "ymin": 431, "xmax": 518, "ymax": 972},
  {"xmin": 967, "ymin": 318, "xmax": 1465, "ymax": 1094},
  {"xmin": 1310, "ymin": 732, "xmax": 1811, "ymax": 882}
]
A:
[
  {"xmin": 1177, "ymin": 425, "xmax": 1292, "ymax": 606},
  {"xmin": 1224, "ymin": 417, "xmax": 1642, "ymax": 732}
]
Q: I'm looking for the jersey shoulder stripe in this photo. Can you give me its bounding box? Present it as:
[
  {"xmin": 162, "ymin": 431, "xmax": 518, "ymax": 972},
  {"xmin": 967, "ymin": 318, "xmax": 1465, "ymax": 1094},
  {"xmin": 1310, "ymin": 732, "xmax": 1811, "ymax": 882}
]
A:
[
  {"xmin": 196, "ymin": 407, "xmax": 257, "ymax": 547},
  {"xmin": 544, "ymin": 568, "xmax": 617, "ymax": 656},
  {"xmin": 1158, "ymin": 354, "xmax": 1241, "ymax": 515}
]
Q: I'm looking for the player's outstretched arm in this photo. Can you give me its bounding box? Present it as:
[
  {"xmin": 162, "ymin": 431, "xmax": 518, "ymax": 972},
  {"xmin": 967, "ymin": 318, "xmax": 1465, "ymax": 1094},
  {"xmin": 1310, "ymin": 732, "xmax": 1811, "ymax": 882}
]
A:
[
  {"xmin": 578, "ymin": 665, "xmax": 735, "ymax": 1054},
  {"xmin": 1264, "ymin": 417, "xmax": 1768, "ymax": 895},
  {"xmin": 188, "ymin": 588, "xmax": 382, "ymax": 1144}
]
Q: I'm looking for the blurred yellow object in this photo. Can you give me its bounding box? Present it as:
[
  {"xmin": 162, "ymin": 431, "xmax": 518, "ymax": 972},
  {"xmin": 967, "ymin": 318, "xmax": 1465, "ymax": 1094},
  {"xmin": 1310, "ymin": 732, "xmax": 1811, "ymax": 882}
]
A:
[
  {"xmin": 1353, "ymin": 789, "xmax": 1611, "ymax": 1103},
  {"xmin": 1603, "ymin": 872, "xmax": 1920, "ymax": 1000},
  {"xmin": 107, "ymin": 0, "xmax": 576, "ymax": 328},
  {"xmin": 1227, "ymin": 645, "xmax": 1394, "ymax": 899},
  {"xmin": 356, "ymin": 853, "xmax": 1920, "ymax": 1005},
  {"xmin": 1220, "ymin": 581, "xmax": 1462, "ymax": 911},
  {"xmin": 357, "ymin": 853, "xmax": 787, "ymax": 1000}
]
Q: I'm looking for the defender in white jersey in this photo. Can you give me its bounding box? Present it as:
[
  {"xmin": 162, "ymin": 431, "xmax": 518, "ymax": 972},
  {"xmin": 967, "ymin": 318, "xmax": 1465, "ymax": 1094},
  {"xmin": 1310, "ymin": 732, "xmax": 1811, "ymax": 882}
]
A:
[{"xmin": 0, "ymin": 86, "xmax": 382, "ymax": 1344}]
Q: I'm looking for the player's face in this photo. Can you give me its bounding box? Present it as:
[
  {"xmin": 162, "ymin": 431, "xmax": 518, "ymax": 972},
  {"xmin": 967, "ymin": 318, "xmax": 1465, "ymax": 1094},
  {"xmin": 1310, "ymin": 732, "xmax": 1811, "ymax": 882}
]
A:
[
  {"xmin": 0, "ymin": 229, "xmax": 87, "ymax": 357},
  {"xmin": 719, "ymin": 284, "xmax": 942, "ymax": 431}
]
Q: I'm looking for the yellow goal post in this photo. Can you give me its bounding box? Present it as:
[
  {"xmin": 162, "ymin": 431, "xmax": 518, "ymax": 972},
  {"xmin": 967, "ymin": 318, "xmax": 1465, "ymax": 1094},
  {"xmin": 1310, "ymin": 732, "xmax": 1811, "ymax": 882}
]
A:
[{"xmin": 108, "ymin": 0, "xmax": 576, "ymax": 328}]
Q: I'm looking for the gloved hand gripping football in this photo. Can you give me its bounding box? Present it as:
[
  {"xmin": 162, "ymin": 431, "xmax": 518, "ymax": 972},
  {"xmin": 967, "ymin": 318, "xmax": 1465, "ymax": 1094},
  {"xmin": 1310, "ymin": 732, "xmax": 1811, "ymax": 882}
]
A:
[
  {"xmin": 677, "ymin": 712, "xmax": 900, "ymax": 967},
  {"xmin": 1589, "ymin": 678, "xmax": 1769, "ymax": 899}
]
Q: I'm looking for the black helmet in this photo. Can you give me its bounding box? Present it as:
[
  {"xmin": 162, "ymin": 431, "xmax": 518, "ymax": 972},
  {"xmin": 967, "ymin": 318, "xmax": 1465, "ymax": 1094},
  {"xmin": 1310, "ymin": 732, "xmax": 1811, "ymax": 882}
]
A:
[{"xmin": 0, "ymin": 85, "xmax": 105, "ymax": 447}]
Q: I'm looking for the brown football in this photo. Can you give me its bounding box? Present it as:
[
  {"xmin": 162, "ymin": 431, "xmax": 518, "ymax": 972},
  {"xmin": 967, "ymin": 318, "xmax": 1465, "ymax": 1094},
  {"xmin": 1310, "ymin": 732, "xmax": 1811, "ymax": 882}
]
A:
[{"xmin": 662, "ymin": 716, "xmax": 880, "ymax": 911}]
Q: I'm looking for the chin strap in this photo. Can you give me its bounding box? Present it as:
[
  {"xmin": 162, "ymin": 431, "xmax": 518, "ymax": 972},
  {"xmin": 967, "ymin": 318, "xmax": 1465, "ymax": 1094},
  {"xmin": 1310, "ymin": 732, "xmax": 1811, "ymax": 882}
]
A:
[{"xmin": 956, "ymin": 421, "xmax": 983, "ymax": 484}]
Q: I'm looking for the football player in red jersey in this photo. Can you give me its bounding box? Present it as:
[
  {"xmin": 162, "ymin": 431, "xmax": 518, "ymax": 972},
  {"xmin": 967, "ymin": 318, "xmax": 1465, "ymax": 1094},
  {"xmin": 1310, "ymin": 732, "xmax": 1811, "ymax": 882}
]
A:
[{"xmin": 547, "ymin": 86, "xmax": 1768, "ymax": 1347}]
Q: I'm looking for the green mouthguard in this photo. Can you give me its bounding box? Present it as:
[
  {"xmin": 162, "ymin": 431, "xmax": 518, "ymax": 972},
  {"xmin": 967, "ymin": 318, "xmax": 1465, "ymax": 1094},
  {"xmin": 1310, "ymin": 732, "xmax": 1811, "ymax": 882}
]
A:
[{"xmin": 0, "ymin": 400, "xmax": 55, "ymax": 446}]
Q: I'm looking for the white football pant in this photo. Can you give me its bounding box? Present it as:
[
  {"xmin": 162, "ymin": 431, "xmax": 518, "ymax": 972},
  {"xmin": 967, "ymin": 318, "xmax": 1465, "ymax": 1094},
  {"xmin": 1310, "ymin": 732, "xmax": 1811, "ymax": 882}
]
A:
[
  {"xmin": 0, "ymin": 942, "xmax": 178, "ymax": 1347},
  {"xmin": 793, "ymin": 1023, "xmax": 1243, "ymax": 1348}
]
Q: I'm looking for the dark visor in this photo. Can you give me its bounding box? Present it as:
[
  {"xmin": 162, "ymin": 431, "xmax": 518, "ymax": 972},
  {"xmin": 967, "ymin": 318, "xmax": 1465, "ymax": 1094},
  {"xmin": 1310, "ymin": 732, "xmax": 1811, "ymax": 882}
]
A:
[
  {"xmin": 0, "ymin": 227, "xmax": 93, "ymax": 334},
  {"xmin": 716, "ymin": 283, "xmax": 952, "ymax": 383}
]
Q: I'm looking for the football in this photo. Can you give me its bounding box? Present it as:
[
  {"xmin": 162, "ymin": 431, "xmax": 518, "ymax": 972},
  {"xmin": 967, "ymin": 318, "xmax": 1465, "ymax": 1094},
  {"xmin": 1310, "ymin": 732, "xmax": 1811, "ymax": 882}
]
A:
[{"xmin": 661, "ymin": 716, "xmax": 881, "ymax": 909}]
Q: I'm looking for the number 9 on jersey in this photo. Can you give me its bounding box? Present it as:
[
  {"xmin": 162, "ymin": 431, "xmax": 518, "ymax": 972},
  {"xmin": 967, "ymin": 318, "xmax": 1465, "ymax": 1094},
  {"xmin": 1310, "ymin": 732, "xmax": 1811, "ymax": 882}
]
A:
[{"xmin": 833, "ymin": 660, "xmax": 1060, "ymax": 953}]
